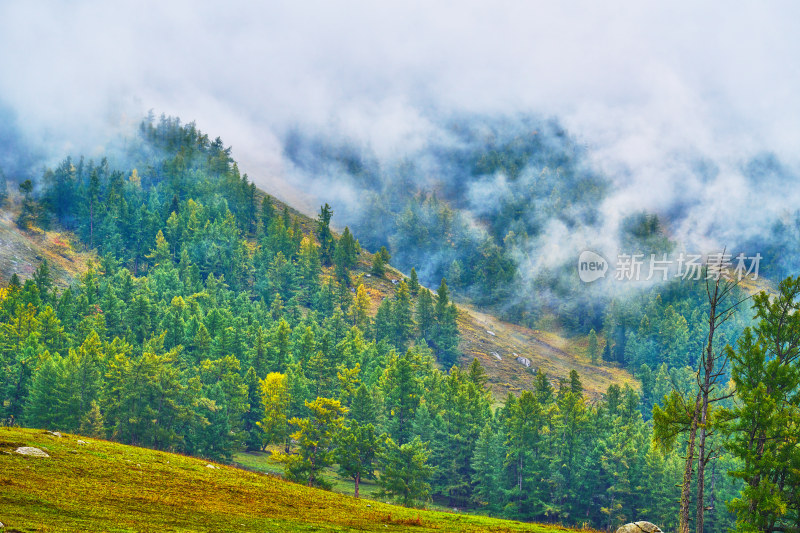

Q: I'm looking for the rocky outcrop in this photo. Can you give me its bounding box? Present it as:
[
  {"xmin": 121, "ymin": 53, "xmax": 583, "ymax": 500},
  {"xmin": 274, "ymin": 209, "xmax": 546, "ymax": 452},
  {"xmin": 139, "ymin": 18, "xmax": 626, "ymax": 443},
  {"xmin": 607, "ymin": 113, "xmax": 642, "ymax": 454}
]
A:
[{"xmin": 616, "ymin": 522, "xmax": 663, "ymax": 533}]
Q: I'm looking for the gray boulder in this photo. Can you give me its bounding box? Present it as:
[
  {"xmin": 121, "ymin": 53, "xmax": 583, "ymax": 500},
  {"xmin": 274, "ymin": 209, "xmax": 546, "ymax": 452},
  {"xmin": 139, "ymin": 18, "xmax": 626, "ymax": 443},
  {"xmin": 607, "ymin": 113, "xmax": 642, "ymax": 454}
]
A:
[
  {"xmin": 516, "ymin": 356, "xmax": 531, "ymax": 367},
  {"xmin": 15, "ymin": 446, "xmax": 50, "ymax": 457},
  {"xmin": 616, "ymin": 522, "xmax": 663, "ymax": 533}
]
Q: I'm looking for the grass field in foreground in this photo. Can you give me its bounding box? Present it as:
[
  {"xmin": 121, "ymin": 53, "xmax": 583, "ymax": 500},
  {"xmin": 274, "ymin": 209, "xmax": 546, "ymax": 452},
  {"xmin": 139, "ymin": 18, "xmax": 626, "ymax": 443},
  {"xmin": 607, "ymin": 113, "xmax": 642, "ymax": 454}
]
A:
[{"xmin": 0, "ymin": 428, "xmax": 588, "ymax": 533}]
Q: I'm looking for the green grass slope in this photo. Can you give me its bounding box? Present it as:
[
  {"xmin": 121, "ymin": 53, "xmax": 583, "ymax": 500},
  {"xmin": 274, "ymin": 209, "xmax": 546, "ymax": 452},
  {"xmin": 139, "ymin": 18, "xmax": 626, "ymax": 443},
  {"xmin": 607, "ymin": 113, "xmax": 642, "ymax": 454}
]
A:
[{"xmin": 0, "ymin": 428, "xmax": 585, "ymax": 533}]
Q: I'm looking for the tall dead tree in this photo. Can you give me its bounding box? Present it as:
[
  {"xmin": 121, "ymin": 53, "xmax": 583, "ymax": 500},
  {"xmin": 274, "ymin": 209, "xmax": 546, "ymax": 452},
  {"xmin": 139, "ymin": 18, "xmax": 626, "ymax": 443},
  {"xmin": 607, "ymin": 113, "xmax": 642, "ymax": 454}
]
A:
[{"xmin": 654, "ymin": 257, "xmax": 749, "ymax": 533}]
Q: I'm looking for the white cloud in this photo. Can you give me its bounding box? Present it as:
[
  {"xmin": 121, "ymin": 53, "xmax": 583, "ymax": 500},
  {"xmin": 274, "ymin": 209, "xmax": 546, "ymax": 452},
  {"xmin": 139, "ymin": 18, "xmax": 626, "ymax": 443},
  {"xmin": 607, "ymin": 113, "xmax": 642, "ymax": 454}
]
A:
[{"xmin": 1, "ymin": 0, "xmax": 799, "ymax": 248}]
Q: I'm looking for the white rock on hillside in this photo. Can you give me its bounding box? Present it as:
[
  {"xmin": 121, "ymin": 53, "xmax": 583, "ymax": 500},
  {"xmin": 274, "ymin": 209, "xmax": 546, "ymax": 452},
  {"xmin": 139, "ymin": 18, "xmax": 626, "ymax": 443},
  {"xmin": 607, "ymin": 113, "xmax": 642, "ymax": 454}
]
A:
[
  {"xmin": 616, "ymin": 522, "xmax": 663, "ymax": 533},
  {"xmin": 15, "ymin": 446, "xmax": 50, "ymax": 457}
]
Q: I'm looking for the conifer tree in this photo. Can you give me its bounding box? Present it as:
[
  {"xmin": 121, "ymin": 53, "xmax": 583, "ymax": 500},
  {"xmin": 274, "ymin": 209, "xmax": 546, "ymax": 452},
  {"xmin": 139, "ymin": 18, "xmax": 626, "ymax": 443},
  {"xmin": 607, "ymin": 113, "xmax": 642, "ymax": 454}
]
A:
[
  {"xmin": 270, "ymin": 319, "xmax": 292, "ymax": 372},
  {"xmin": 79, "ymin": 399, "xmax": 105, "ymax": 438},
  {"xmin": 338, "ymin": 227, "xmax": 359, "ymax": 268},
  {"xmin": 432, "ymin": 279, "xmax": 460, "ymax": 367},
  {"xmin": 281, "ymin": 397, "xmax": 347, "ymax": 488},
  {"xmin": 257, "ymin": 372, "xmax": 290, "ymax": 450},
  {"xmin": 408, "ymin": 267, "xmax": 421, "ymax": 296},
  {"xmin": 33, "ymin": 260, "xmax": 54, "ymax": 304},
  {"xmin": 471, "ymin": 422, "xmax": 506, "ymax": 511},
  {"xmin": 416, "ymin": 288, "xmax": 435, "ymax": 341},
  {"xmin": 382, "ymin": 350, "xmax": 420, "ymax": 446},
  {"xmin": 352, "ymin": 284, "xmax": 371, "ymax": 332},
  {"xmin": 260, "ymin": 196, "xmax": 275, "ymax": 234},
  {"xmin": 374, "ymin": 299, "xmax": 393, "ymax": 344},
  {"xmin": 333, "ymin": 241, "xmax": 351, "ymax": 286},
  {"xmin": 316, "ymin": 203, "xmax": 335, "ymax": 266},
  {"xmin": 391, "ymin": 280, "xmax": 414, "ymax": 351},
  {"xmin": 588, "ymin": 328, "xmax": 599, "ymax": 364},
  {"xmin": 378, "ymin": 435, "xmax": 435, "ymax": 507},
  {"xmin": 722, "ymin": 277, "xmax": 800, "ymax": 532},
  {"xmin": 370, "ymin": 252, "xmax": 386, "ymax": 278},
  {"xmin": 25, "ymin": 352, "xmax": 67, "ymax": 428},
  {"xmin": 242, "ymin": 367, "xmax": 264, "ymax": 451},
  {"xmin": 349, "ymin": 382, "xmax": 376, "ymax": 426},
  {"xmin": 336, "ymin": 422, "xmax": 381, "ymax": 498}
]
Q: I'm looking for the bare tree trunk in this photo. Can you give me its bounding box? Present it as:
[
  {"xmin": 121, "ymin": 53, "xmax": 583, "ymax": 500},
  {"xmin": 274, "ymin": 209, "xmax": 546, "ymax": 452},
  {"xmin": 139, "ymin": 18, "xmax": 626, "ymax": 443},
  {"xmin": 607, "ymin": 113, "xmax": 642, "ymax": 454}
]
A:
[
  {"xmin": 680, "ymin": 396, "xmax": 700, "ymax": 533},
  {"xmin": 696, "ymin": 279, "xmax": 718, "ymax": 533}
]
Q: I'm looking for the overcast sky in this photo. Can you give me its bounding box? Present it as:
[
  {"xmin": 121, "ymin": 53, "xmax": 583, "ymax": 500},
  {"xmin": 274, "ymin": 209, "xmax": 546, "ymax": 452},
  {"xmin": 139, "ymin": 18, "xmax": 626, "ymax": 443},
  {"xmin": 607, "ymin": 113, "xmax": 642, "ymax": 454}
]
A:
[{"xmin": 1, "ymin": 0, "xmax": 799, "ymax": 239}]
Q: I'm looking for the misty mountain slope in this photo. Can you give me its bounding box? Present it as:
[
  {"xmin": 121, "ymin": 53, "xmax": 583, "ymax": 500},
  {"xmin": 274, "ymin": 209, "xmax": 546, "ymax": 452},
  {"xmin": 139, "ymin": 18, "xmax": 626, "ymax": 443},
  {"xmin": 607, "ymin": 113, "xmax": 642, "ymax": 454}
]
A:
[
  {"xmin": 280, "ymin": 112, "xmax": 800, "ymax": 342},
  {"xmin": 0, "ymin": 114, "xmax": 636, "ymax": 402},
  {"xmin": 347, "ymin": 251, "xmax": 635, "ymax": 399},
  {"xmin": 283, "ymin": 114, "xmax": 608, "ymax": 330}
]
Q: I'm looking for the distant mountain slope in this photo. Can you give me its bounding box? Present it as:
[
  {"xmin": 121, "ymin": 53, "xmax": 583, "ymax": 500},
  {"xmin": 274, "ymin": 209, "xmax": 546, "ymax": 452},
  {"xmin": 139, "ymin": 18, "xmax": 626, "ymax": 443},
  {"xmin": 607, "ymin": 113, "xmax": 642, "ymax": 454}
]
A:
[
  {"xmin": 0, "ymin": 427, "xmax": 581, "ymax": 533},
  {"xmin": 457, "ymin": 307, "xmax": 635, "ymax": 399},
  {"xmin": 0, "ymin": 205, "xmax": 97, "ymax": 287}
]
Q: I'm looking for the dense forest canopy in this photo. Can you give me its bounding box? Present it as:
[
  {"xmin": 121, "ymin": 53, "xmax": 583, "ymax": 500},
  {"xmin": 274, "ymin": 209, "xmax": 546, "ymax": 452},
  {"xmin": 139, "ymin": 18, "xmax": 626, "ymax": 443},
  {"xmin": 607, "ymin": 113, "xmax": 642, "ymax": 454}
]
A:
[{"xmin": 0, "ymin": 116, "xmax": 798, "ymax": 532}]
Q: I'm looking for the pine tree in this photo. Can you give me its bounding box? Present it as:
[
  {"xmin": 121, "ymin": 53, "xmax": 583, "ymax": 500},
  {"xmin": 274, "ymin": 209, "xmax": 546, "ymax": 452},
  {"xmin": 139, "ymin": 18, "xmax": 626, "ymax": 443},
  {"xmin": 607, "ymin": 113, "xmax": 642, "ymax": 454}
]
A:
[
  {"xmin": 722, "ymin": 277, "xmax": 800, "ymax": 532},
  {"xmin": 333, "ymin": 240, "xmax": 351, "ymax": 286},
  {"xmin": 378, "ymin": 246, "xmax": 391, "ymax": 264},
  {"xmin": 379, "ymin": 435, "xmax": 435, "ymax": 507},
  {"xmin": 432, "ymin": 279, "xmax": 460, "ymax": 368},
  {"xmin": 316, "ymin": 203, "xmax": 335, "ymax": 266},
  {"xmin": 257, "ymin": 372, "xmax": 290, "ymax": 450},
  {"xmin": 242, "ymin": 367, "xmax": 264, "ymax": 451},
  {"xmin": 335, "ymin": 422, "xmax": 381, "ymax": 497},
  {"xmin": 569, "ymin": 369, "xmax": 583, "ymax": 395},
  {"xmin": 382, "ymin": 351, "xmax": 420, "ymax": 446},
  {"xmin": 588, "ymin": 328, "xmax": 599, "ymax": 364},
  {"xmin": 408, "ymin": 267, "xmax": 421, "ymax": 296},
  {"xmin": 297, "ymin": 237, "xmax": 321, "ymax": 304},
  {"xmin": 416, "ymin": 289, "xmax": 435, "ymax": 341},
  {"xmin": 25, "ymin": 352, "xmax": 68, "ymax": 428},
  {"xmin": 260, "ymin": 196, "xmax": 275, "ymax": 234},
  {"xmin": 371, "ymin": 252, "xmax": 386, "ymax": 278},
  {"xmin": 270, "ymin": 319, "xmax": 292, "ymax": 373},
  {"xmin": 33, "ymin": 260, "xmax": 54, "ymax": 304},
  {"xmin": 391, "ymin": 280, "xmax": 414, "ymax": 351},
  {"xmin": 280, "ymin": 397, "xmax": 347, "ymax": 488},
  {"xmin": 338, "ymin": 227, "xmax": 359, "ymax": 268},
  {"xmin": 17, "ymin": 179, "xmax": 38, "ymax": 229},
  {"xmin": 374, "ymin": 299, "xmax": 393, "ymax": 343},
  {"xmin": 503, "ymin": 390, "xmax": 549, "ymax": 519},
  {"xmin": 79, "ymin": 399, "xmax": 105, "ymax": 438},
  {"xmin": 471, "ymin": 422, "xmax": 506, "ymax": 510},
  {"xmin": 350, "ymin": 382, "xmax": 376, "ymax": 426},
  {"xmin": 146, "ymin": 230, "xmax": 172, "ymax": 268},
  {"xmin": 352, "ymin": 284, "xmax": 371, "ymax": 332}
]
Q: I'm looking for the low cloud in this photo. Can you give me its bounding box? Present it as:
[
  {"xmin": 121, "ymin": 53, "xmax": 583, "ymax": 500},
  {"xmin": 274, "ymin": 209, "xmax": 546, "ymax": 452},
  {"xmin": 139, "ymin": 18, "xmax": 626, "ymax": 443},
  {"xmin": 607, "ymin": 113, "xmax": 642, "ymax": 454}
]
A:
[{"xmin": 1, "ymin": 0, "xmax": 799, "ymax": 262}]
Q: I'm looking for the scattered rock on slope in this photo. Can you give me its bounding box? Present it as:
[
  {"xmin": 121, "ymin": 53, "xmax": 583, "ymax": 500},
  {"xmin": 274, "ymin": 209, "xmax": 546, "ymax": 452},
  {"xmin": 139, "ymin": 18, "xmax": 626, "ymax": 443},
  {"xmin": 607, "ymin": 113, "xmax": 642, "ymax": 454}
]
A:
[
  {"xmin": 616, "ymin": 522, "xmax": 663, "ymax": 533},
  {"xmin": 15, "ymin": 447, "xmax": 49, "ymax": 457},
  {"xmin": 516, "ymin": 356, "xmax": 531, "ymax": 368}
]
